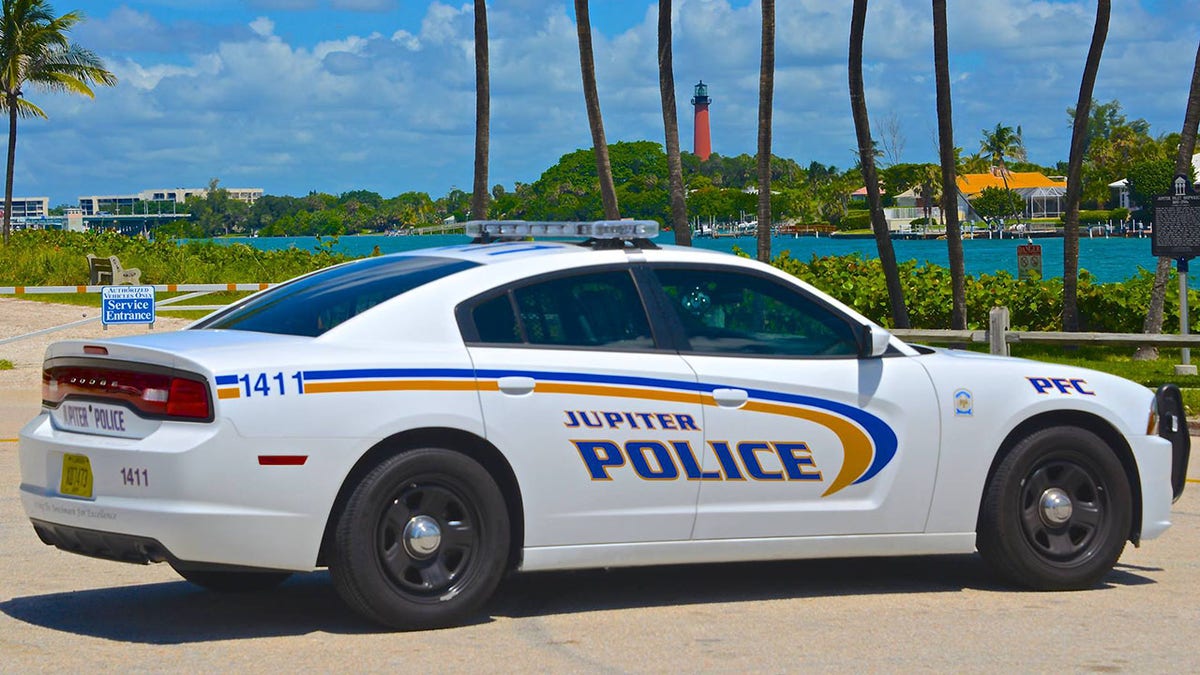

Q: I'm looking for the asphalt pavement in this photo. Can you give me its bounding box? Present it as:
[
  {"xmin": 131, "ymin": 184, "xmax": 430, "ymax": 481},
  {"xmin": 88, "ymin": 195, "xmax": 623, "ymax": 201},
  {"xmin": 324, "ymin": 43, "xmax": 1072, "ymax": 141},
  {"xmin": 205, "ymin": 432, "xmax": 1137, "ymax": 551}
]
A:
[{"xmin": 1, "ymin": 387, "xmax": 1198, "ymax": 671}]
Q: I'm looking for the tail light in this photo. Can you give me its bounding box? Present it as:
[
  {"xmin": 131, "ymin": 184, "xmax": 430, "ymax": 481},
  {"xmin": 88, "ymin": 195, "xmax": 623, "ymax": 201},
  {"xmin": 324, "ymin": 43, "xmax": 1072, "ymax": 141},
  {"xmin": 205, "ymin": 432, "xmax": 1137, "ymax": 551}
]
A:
[{"xmin": 43, "ymin": 364, "xmax": 213, "ymax": 421}]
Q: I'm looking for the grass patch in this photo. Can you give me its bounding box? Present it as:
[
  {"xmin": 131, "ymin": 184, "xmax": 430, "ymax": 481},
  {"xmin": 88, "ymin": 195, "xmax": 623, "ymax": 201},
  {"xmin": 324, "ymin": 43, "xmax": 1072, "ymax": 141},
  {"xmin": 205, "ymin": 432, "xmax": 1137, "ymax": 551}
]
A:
[{"xmin": 0, "ymin": 359, "xmax": 13, "ymax": 370}]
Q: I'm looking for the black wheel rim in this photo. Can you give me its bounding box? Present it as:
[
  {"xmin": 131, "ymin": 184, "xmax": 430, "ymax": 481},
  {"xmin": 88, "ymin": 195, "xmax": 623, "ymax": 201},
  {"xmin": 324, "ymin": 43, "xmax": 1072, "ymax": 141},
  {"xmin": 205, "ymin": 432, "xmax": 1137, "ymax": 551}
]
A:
[
  {"xmin": 1018, "ymin": 458, "xmax": 1109, "ymax": 566},
  {"xmin": 375, "ymin": 478, "xmax": 480, "ymax": 600}
]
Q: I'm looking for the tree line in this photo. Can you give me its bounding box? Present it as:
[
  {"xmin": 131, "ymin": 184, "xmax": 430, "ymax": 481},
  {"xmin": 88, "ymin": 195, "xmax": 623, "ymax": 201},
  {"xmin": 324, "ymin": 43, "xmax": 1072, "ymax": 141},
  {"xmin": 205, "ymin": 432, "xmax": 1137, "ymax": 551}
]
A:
[{"xmin": 5, "ymin": 1, "xmax": 1200, "ymax": 349}]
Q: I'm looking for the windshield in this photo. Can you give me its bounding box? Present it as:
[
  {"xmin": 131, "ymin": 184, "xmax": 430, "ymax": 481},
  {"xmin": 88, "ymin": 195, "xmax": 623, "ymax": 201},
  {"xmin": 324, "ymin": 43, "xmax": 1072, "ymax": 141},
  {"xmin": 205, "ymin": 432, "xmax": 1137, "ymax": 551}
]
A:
[{"xmin": 193, "ymin": 255, "xmax": 477, "ymax": 337}]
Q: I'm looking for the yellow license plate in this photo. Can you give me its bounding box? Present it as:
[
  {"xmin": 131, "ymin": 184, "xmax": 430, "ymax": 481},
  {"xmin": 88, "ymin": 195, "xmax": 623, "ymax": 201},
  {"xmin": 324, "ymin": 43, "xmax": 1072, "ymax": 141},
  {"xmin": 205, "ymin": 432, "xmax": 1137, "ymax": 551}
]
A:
[{"xmin": 60, "ymin": 454, "xmax": 94, "ymax": 499}]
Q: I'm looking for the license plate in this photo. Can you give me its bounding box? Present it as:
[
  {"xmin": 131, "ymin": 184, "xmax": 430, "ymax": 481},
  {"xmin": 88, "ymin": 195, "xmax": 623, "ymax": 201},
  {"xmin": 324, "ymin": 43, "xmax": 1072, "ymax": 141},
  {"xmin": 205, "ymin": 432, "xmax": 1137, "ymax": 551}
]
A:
[{"xmin": 60, "ymin": 454, "xmax": 94, "ymax": 499}]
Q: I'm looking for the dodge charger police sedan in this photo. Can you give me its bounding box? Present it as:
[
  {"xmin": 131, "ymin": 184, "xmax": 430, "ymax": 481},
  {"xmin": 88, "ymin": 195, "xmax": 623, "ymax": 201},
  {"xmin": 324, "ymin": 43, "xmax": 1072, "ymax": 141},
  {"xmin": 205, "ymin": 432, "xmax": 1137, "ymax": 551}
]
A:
[{"xmin": 18, "ymin": 221, "xmax": 1190, "ymax": 629}]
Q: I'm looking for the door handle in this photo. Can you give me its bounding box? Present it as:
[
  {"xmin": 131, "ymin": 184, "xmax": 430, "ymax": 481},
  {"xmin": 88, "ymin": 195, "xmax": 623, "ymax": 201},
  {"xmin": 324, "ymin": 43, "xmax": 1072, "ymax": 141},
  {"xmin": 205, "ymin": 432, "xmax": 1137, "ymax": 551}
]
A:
[
  {"xmin": 497, "ymin": 376, "xmax": 536, "ymax": 396},
  {"xmin": 712, "ymin": 388, "xmax": 748, "ymax": 408}
]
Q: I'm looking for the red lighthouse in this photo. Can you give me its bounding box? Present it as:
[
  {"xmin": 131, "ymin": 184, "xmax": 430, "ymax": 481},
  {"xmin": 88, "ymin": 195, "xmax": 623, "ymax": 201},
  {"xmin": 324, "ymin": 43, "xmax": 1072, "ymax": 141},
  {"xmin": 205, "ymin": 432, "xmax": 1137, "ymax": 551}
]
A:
[{"xmin": 691, "ymin": 80, "xmax": 712, "ymax": 161}]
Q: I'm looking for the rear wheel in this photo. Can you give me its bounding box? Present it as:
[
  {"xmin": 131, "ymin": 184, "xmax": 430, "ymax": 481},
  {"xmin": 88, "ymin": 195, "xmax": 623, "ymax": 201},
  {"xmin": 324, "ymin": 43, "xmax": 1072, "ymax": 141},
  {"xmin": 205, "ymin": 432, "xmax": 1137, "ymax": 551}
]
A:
[
  {"xmin": 329, "ymin": 448, "xmax": 509, "ymax": 630},
  {"xmin": 977, "ymin": 426, "xmax": 1130, "ymax": 590},
  {"xmin": 173, "ymin": 567, "xmax": 292, "ymax": 592}
]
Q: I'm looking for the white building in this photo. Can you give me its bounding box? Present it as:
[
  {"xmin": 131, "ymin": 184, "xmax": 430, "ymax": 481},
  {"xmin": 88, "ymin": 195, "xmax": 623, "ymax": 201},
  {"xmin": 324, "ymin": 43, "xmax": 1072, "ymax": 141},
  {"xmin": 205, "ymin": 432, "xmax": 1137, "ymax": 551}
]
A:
[
  {"xmin": 1110, "ymin": 153, "xmax": 1200, "ymax": 209},
  {"xmin": 78, "ymin": 187, "xmax": 264, "ymax": 215},
  {"xmin": 5, "ymin": 196, "xmax": 50, "ymax": 218}
]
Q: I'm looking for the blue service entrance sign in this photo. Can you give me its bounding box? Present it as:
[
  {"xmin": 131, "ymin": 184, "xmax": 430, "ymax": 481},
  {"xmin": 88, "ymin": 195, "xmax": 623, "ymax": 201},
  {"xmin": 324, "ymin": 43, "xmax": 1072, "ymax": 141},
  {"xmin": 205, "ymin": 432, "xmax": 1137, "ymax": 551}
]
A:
[{"xmin": 101, "ymin": 285, "xmax": 155, "ymax": 326}]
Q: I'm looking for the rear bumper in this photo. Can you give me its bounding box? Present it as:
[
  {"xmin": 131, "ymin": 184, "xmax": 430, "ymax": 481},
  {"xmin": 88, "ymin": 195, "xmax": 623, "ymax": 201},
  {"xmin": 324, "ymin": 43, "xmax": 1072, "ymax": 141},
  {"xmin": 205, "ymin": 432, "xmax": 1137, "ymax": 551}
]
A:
[
  {"xmin": 18, "ymin": 412, "xmax": 349, "ymax": 571},
  {"xmin": 31, "ymin": 519, "xmax": 171, "ymax": 565},
  {"xmin": 28, "ymin": 519, "xmax": 291, "ymax": 573}
]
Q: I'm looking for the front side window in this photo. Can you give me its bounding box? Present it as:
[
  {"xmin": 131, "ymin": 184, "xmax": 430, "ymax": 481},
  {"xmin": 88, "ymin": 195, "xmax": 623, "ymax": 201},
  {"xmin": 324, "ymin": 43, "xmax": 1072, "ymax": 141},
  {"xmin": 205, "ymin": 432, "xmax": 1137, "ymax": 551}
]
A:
[
  {"xmin": 195, "ymin": 255, "xmax": 477, "ymax": 337},
  {"xmin": 465, "ymin": 270, "xmax": 654, "ymax": 349},
  {"xmin": 653, "ymin": 266, "xmax": 860, "ymax": 357}
]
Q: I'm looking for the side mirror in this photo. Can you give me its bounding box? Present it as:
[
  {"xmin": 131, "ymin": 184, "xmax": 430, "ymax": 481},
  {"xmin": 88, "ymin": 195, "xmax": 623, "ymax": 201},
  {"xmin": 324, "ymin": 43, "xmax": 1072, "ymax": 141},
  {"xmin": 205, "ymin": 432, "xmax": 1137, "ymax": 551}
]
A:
[{"xmin": 861, "ymin": 325, "xmax": 892, "ymax": 358}]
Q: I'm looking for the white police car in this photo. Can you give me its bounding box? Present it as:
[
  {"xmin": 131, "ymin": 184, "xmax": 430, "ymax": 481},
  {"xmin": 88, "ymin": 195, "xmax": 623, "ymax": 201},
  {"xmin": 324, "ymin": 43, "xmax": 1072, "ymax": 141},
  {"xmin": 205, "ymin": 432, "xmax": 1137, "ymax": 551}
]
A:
[{"xmin": 18, "ymin": 221, "xmax": 1190, "ymax": 629}]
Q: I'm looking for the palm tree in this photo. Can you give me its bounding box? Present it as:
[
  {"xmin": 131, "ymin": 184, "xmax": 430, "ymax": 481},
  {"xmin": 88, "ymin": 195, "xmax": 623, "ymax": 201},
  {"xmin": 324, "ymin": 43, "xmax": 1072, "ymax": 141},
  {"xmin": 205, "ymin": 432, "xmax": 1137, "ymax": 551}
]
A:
[
  {"xmin": 979, "ymin": 123, "xmax": 1026, "ymax": 189},
  {"xmin": 657, "ymin": 0, "xmax": 689, "ymax": 245},
  {"xmin": 933, "ymin": 0, "xmax": 965, "ymax": 329},
  {"xmin": 755, "ymin": 0, "xmax": 775, "ymax": 262},
  {"xmin": 1138, "ymin": 39, "xmax": 1200, "ymax": 359},
  {"xmin": 849, "ymin": 0, "xmax": 909, "ymax": 328},
  {"xmin": 1, "ymin": 0, "xmax": 115, "ymax": 244},
  {"xmin": 1062, "ymin": 0, "xmax": 1110, "ymax": 333},
  {"xmin": 469, "ymin": 0, "xmax": 489, "ymax": 221},
  {"xmin": 573, "ymin": 0, "xmax": 619, "ymax": 220},
  {"xmin": 917, "ymin": 163, "xmax": 941, "ymax": 226}
]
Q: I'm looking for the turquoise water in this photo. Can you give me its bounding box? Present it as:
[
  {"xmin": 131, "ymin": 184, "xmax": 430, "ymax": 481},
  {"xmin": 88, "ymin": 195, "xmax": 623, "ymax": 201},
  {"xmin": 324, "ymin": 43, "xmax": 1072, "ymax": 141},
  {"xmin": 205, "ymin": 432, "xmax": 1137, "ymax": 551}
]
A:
[{"xmin": 201, "ymin": 232, "xmax": 1171, "ymax": 285}]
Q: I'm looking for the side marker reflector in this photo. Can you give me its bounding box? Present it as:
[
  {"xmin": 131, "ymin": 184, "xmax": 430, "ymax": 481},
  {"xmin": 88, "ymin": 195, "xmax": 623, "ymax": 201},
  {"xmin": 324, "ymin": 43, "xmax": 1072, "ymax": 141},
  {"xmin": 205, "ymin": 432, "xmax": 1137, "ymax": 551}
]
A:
[{"xmin": 258, "ymin": 455, "xmax": 308, "ymax": 466}]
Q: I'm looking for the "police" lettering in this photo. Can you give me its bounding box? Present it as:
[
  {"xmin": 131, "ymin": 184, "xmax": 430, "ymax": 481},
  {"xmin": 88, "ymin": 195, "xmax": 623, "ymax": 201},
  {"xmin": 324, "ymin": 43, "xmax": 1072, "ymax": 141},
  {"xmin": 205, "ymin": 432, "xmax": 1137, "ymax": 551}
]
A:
[{"xmin": 573, "ymin": 439, "xmax": 822, "ymax": 482}]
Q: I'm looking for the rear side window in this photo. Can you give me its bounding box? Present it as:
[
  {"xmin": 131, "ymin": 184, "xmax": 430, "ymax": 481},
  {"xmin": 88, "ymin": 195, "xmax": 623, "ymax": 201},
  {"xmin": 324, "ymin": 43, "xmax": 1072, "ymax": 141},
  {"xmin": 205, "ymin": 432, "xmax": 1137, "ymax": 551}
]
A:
[
  {"xmin": 194, "ymin": 256, "xmax": 477, "ymax": 337},
  {"xmin": 464, "ymin": 270, "xmax": 655, "ymax": 349},
  {"xmin": 472, "ymin": 295, "xmax": 522, "ymax": 344}
]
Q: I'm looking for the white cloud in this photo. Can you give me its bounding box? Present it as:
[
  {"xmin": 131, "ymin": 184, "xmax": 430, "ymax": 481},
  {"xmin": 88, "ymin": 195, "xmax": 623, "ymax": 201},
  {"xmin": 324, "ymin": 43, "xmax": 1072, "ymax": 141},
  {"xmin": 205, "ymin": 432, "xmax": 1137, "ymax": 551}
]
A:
[
  {"xmin": 16, "ymin": 0, "xmax": 1200, "ymax": 205},
  {"xmin": 249, "ymin": 17, "xmax": 275, "ymax": 38},
  {"xmin": 390, "ymin": 29, "xmax": 421, "ymax": 50}
]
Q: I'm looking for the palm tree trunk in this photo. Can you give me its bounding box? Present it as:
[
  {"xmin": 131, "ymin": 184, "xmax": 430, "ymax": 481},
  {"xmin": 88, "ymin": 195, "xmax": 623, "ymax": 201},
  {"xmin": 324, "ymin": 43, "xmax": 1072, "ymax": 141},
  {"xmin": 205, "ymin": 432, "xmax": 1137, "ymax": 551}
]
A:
[
  {"xmin": 4, "ymin": 98, "xmax": 17, "ymax": 245},
  {"xmin": 1138, "ymin": 39, "xmax": 1200, "ymax": 359},
  {"xmin": 933, "ymin": 0, "xmax": 965, "ymax": 329},
  {"xmin": 658, "ymin": 0, "xmax": 690, "ymax": 246},
  {"xmin": 756, "ymin": 0, "xmax": 775, "ymax": 262},
  {"xmin": 849, "ymin": 0, "xmax": 909, "ymax": 328},
  {"xmin": 1062, "ymin": 0, "xmax": 1110, "ymax": 332},
  {"xmin": 470, "ymin": 0, "xmax": 490, "ymax": 221},
  {"xmin": 574, "ymin": 0, "xmax": 620, "ymax": 220}
]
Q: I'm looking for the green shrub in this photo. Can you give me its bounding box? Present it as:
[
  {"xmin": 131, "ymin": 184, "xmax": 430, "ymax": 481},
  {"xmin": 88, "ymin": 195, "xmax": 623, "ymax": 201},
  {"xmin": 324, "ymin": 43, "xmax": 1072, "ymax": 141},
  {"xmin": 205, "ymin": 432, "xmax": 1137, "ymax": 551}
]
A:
[
  {"xmin": 6, "ymin": 230, "xmax": 1190, "ymax": 335},
  {"xmin": 1065, "ymin": 208, "xmax": 1131, "ymax": 225},
  {"xmin": 0, "ymin": 359, "xmax": 12, "ymax": 370},
  {"xmin": 0, "ymin": 230, "xmax": 349, "ymax": 286},
  {"xmin": 770, "ymin": 251, "xmax": 1193, "ymax": 332},
  {"xmin": 839, "ymin": 211, "xmax": 871, "ymax": 231}
]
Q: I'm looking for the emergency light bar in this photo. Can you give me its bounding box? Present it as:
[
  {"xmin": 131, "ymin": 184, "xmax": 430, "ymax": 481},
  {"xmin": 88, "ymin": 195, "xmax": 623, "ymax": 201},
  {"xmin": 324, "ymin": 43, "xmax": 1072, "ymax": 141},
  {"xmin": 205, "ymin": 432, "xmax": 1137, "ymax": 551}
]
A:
[{"xmin": 464, "ymin": 220, "xmax": 659, "ymax": 240}]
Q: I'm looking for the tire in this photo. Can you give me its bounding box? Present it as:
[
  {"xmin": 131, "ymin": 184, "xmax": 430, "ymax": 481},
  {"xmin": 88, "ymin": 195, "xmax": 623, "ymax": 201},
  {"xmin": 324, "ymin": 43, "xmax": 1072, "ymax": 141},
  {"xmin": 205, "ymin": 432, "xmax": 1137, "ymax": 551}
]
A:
[
  {"xmin": 173, "ymin": 567, "xmax": 292, "ymax": 592},
  {"xmin": 977, "ymin": 426, "xmax": 1131, "ymax": 590},
  {"xmin": 329, "ymin": 448, "xmax": 510, "ymax": 630}
]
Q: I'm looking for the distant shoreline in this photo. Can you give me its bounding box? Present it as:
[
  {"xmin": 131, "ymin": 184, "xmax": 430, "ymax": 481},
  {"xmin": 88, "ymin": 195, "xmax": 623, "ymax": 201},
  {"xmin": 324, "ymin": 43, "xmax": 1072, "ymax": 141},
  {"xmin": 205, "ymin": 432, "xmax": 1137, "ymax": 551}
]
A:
[{"xmin": 182, "ymin": 232, "xmax": 1169, "ymax": 285}]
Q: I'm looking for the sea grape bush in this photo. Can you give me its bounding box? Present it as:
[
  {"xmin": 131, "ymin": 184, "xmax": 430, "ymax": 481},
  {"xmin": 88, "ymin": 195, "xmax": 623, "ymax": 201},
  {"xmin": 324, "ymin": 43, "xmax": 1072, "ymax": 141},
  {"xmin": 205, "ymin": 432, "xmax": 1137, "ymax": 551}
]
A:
[
  {"xmin": 3, "ymin": 230, "xmax": 1192, "ymax": 334},
  {"xmin": 769, "ymin": 250, "xmax": 1194, "ymax": 333},
  {"xmin": 0, "ymin": 230, "xmax": 348, "ymax": 286}
]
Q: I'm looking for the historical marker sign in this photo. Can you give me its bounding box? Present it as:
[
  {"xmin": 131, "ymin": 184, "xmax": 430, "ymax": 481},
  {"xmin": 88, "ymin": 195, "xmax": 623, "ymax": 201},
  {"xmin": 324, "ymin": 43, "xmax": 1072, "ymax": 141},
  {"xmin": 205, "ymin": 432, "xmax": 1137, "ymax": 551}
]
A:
[
  {"xmin": 1017, "ymin": 243, "xmax": 1042, "ymax": 280},
  {"xmin": 1152, "ymin": 174, "xmax": 1200, "ymax": 258}
]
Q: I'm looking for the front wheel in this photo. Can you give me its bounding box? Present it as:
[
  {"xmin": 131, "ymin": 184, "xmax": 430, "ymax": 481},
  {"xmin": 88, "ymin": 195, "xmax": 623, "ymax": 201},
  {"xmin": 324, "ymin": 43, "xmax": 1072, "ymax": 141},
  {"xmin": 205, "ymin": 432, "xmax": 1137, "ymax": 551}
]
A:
[
  {"xmin": 977, "ymin": 426, "xmax": 1131, "ymax": 590},
  {"xmin": 329, "ymin": 448, "xmax": 510, "ymax": 630}
]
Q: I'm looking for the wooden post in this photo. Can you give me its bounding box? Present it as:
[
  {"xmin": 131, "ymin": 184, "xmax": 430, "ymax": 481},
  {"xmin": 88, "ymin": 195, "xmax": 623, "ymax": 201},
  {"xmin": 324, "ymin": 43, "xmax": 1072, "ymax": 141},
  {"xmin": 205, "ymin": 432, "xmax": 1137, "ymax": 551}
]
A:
[{"xmin": 989, "ymin": 306, "xmax": 1010, "ymax": 356}]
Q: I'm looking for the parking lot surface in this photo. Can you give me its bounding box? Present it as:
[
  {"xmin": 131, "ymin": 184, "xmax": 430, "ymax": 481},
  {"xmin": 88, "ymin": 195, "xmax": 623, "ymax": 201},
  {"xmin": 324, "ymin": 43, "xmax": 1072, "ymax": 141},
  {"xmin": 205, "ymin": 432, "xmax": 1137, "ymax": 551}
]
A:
[{"xmin": 2, "ymin": 301, "xmax": 1197, "ymax": 671}]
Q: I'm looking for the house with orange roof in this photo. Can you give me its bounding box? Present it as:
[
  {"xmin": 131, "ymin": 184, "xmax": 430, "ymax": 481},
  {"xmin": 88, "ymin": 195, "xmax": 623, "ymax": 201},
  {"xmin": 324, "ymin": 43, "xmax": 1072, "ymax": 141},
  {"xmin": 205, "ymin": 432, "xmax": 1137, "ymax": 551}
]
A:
[
  {"xmin": 955, "ymin": 169, "xmax": 1067, "ymax": 221},
  {"xmin": 847, "ymin": 168, "xmax": 1067, "ymax": 231}
]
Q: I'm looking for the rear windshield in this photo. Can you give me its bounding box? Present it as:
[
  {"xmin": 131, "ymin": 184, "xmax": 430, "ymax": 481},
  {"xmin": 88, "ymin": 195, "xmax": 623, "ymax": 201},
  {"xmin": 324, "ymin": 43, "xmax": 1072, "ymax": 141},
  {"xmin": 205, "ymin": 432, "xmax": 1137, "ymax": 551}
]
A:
[{"xmin": 193, "ymin": 255, "xmax": 477, "ymax": 337}]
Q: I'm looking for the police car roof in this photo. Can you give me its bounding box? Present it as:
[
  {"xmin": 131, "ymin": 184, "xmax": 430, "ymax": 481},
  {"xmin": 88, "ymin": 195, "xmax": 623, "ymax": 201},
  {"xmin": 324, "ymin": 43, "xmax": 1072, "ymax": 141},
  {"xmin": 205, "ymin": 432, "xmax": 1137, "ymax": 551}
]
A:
[{"xmin": 397, "ymin": 239, "xmax": 739, "ymax": 268}]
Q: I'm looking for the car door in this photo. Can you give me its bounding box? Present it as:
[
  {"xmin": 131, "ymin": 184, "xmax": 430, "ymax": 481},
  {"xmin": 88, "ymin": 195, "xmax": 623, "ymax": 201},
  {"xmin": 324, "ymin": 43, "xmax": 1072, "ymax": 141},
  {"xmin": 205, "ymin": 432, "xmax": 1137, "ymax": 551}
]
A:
[
  {"xmin": 647, "ymin": 264, "xmax": 940, "ymax": 540},
  {"xmin": 459, "ymin": 266, "xmax": 704, "ymax": 548}
]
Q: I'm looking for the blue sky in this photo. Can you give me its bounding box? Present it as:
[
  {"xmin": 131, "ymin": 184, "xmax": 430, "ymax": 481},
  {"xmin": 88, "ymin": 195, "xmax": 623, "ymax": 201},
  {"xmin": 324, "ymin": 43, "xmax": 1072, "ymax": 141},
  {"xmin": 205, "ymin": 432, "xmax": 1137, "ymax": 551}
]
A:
[{"xmin": 12, "ymin": 0, "xmax": 1200, "ymax": 206}]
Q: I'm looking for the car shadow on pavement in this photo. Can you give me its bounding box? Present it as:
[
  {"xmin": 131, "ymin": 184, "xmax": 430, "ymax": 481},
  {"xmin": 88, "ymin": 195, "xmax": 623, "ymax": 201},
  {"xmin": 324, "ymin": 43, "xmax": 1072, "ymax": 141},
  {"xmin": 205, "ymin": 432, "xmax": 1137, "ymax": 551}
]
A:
[
  {"xmin": 0, "ymin": 555, "xmax": 1155, "ymax": 642},
  {"xmin": 0, "ymin": 572, "xmax": 389, "ymax": 642},
  {"xmin": 488, "ymin": 554, "xmax": 1155, "ymax": 619}
]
